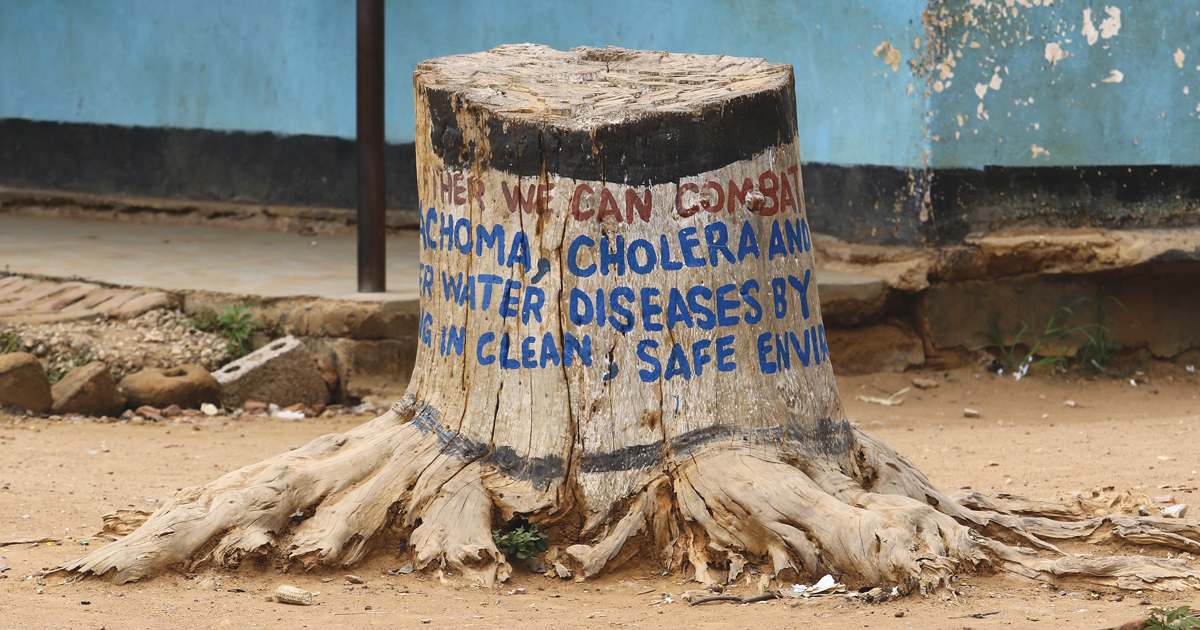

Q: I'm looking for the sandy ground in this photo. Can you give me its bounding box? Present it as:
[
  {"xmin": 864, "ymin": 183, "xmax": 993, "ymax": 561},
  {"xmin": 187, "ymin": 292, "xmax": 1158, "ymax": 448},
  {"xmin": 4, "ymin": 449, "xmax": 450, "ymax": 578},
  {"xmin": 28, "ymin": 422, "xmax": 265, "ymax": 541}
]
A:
[{"xmin": 1, "ymin": 365, "xmax": 1198, "ymax": 630}]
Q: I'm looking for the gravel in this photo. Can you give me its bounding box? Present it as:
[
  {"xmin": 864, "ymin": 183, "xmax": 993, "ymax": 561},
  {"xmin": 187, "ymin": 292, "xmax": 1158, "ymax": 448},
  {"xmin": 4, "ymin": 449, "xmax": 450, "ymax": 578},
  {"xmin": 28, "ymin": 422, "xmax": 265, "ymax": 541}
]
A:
[{"xmin": 1, "ymin": 309, "xmax": 231, "ymax": 379}]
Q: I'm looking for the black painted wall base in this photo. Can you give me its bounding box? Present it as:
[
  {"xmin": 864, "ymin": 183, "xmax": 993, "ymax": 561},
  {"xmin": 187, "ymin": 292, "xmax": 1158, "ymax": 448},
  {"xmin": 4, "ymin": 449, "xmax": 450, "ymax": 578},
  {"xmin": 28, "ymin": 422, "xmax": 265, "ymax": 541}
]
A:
[
  {"xmin": 3, "ymin": 119, "xmax": 1198, "ymax": 247},
  {"xmin": 0, "ymin": 118, "xmax": 417, "ymax": 211}
]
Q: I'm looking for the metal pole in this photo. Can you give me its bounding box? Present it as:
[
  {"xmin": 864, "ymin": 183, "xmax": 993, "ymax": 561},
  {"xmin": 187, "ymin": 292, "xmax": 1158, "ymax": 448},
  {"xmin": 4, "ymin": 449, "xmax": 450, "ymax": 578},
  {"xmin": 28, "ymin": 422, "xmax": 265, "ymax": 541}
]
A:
[{"xmin": 357, "ymin": 0, "xmax": 385, "ymax": 292}]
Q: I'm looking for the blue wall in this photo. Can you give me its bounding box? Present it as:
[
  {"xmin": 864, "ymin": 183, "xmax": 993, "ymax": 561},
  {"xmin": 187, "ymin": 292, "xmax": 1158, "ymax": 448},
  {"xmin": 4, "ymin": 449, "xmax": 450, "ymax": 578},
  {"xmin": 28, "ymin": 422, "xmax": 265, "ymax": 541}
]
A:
[
  {"xmin": 929, "ymin": 0, "xmax": 1200, "ymax": 167},
  {"xmin": 1, "ymin": 1, "xmax": 1196, "ymax": 170},
  {"xmin": 1, "ymin": 0, "xmax": 927, "ymax": 168}
]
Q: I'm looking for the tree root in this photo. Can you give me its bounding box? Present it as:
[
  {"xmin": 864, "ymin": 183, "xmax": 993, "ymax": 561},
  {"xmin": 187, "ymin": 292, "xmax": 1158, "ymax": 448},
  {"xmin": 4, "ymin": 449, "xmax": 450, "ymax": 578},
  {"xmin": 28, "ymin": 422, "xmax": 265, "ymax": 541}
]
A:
[{"xmin": 62, "ymin": 409, "xmax": 1200, "ymax": 595}]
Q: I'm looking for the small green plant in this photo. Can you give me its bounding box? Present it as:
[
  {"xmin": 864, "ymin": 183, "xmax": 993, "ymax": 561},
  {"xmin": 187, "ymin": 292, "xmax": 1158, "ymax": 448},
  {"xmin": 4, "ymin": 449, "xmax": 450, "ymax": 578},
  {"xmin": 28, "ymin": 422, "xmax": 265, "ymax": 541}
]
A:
[
  {"xmin": 492, "ymin": 521, "xmax": 548, "ymax": 570},
  {"xmin": 986, "ymin": 306, "xmax": 1077, "ymax": 376},
  {"xmin": 0, "ymin": 331, "xmax": 18, "ymax": 354},
  {"xmin": 1145, "ymin": 605, "xmax": 1200, "ymax": 630},
  {"xmin": 217, "ymin": 305, "xmax": 259, "ymax": 357},
  {"xmin": 1075, "ymin": 297, "xmax": 1124, "ymax": 374},
  {"xmin": 188, "ymin": 305, "xmax": 261, "ymax": 358}
]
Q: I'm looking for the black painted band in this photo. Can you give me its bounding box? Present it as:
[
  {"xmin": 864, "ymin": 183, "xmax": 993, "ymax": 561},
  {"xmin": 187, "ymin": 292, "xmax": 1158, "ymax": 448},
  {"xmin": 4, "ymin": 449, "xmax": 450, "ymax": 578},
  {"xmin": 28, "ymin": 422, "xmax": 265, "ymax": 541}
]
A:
[
  {"xmin": 407, "ymin": 402, "xmax": 851, "ymax": 489},
  {"xmin": 423, "ymin": 82, "xmax": 798, "ymax": 187}
]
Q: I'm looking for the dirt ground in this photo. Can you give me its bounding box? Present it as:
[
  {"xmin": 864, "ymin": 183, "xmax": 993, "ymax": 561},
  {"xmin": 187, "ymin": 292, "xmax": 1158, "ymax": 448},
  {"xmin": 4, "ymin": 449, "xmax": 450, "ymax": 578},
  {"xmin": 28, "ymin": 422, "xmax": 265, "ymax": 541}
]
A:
[{"xmin": 1, "ymin": 365, "xmax": 1197, "ymax": 630}]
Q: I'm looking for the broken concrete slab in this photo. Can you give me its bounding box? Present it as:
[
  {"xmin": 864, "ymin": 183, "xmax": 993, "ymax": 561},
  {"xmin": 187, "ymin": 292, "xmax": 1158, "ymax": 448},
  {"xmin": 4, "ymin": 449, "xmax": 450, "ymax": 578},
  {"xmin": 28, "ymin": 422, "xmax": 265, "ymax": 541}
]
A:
[
  {"xmin": 0, "ymin": 352, "xmax": 52, "ymax": 413},
  {"xmin": 919, "ymin": 263, "xmax": 1200, "ymax": 357},
  {"xmin": 50, "ymin": 361, "xmax": 125, "ymax": 417},
  {"xmin": 826, "ymin": 323, "xmax": 925, "ymax": 375},
  {"xmin": 212, "ymin": 336, "xmax": 330, "ymax": 408},
  {"xmin": 117, "ymin": 364, "xmax": 220, "ymax": 410}
]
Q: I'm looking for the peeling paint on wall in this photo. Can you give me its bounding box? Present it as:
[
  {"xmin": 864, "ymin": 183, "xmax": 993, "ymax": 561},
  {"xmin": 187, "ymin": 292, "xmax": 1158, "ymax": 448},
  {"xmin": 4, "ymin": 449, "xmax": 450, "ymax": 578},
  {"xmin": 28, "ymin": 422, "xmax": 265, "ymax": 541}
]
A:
[
  {"xmin": 874, "ymin": 41, "xmax": 903, "ymax": 71},
  {"xmin": 1044, "ymin": 41, "xmax": 1068, "ymax": 64}
]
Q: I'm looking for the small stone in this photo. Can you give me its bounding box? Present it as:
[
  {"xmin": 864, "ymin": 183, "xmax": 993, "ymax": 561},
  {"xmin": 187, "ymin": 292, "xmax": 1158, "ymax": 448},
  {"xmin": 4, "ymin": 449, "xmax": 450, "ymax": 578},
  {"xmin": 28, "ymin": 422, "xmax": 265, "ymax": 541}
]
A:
[
  {"xmin": 135, "ymin": 405, "xmax": 162, "ymax": 420},
  {"xmin": 1140, "ymin": 597, "xmax": 1152, "ymax": 605},
  {"xmin": 1154, "ymin": 494, "xmax": 1175, "ymax": 504},
  {"xmin": 553, "ymin": 562, "xmax": 572, "ymax": 579},
  {"xmin": 200, "ymin": 403, "xmax": 219, "ymax": 416},
  {"xmin": 80, "ymin": 600, "xmax": 90, "ymax": 605},
  {"xmin": 1163, "ymin": 504, "xmax": 1189, "ymax": 518},
  {"xmin": 244, "ymin": 399, "xmax": 269, "ymax": 413},
  {"xmin": 963, "ymin": 408, "xmax": 980, "ymax": 418},
  {"xmin": 894, "ymin": 611, "xmax": 905, "ymax": 617},
  {"xmin": 911, "ymin": 377, "xmax": 939, "ymax": 390},
  {"xmin": 1137, "ymin": 505, "xmax": 1150, "ymax": 516},
  {"xmin": 528, "ymin": 557, "xmax": 548, "ymax": 573},
  {"xmin": 162, "ymin": 404, "xmax": 182, "ymax": 417},
  {"xmin": 421, "ymin": 619, "xmax": 432, "ymax": 624},
  {"xmin": 1109, "ymin": 594, "xmax": 1124, "ymax": 602},
  {"xmin": 345, "ymin": 574, "xmax": 365, "ymax": 584},
  {"xmin": 1064, "ymin": 400, "xmax": 1077, "ymax": 407},
  {"xmin": 397, "ymin": 562, "xmax": 414, "ymax": 574},
  {"xmin": 364, "ymin": 605, "xmax": 372, "ymax": 610}
]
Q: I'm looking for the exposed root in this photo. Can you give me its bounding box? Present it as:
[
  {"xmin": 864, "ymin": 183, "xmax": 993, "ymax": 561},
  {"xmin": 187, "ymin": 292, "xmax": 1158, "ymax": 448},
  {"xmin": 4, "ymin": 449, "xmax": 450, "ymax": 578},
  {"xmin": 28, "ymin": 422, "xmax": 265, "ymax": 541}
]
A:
[
  {"xmin": 62, "ymin": 407, "xmax": 1200, "ymax": 596},
  {"xmin": 63, "ymin": 398, "xmax": 506, "ymax": 585}
]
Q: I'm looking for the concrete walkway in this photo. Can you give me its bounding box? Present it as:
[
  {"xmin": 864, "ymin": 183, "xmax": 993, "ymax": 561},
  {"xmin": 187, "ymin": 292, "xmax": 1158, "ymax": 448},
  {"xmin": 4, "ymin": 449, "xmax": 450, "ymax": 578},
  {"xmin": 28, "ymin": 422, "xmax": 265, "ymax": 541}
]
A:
[{"xmin": 0, "ymin": 215, "xmax": 420, "ymax": 302}]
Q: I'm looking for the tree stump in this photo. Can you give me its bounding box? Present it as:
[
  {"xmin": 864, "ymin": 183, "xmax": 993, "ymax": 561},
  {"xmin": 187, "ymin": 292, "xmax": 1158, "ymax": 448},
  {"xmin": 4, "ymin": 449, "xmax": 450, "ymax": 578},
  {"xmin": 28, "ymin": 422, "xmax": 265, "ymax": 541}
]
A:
[{"xmin": 65, "ymin": 45, "xmax": 1200, "ymax": 594}]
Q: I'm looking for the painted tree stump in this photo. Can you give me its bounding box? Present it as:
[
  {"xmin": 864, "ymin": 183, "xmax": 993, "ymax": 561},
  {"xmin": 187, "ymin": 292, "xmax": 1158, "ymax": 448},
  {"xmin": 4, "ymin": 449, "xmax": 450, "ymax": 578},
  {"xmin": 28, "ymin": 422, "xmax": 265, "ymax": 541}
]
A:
[{"xmin": 66, "ymin": 45, "xmax": 1200, "ymax": 595}]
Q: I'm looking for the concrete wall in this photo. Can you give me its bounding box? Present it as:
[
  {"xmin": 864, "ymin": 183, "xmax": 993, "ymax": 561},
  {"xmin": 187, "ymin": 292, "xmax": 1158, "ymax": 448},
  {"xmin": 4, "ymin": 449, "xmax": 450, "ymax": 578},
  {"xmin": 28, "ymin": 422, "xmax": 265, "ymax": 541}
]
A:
[
  {"xmin": 0, "ymin": 0, "xmax": 928, "ymax": 168},
  {"xmin": 2, "ymin": 1, "xmax": 1197, "ymax": 245},
  {"xmin": 928, "ymin": 1, "xmax": 1200, "ymax": 168}
]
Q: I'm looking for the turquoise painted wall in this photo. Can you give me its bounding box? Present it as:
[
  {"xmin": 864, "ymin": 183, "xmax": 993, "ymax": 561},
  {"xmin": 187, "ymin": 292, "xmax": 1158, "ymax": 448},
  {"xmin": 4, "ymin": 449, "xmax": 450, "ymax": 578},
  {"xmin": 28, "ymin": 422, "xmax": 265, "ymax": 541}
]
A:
[
  {"xmin": 927, "ymin": 0, "xmax": 1200, "ymax": 167},
  {"xmin": 0, "ymin": 0, "xmax": 927, "ymax": 167},
  {"xmin": 2, "ymin": 1, "xmax": 1197, "ymax": 168}
]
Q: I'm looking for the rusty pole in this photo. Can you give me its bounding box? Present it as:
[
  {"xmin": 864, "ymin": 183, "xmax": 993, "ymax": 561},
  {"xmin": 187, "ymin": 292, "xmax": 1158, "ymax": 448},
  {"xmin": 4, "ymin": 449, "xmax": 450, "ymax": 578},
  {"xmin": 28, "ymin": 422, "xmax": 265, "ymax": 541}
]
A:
[{"xmin": 357, "ymin": 0, "xmax": 385, "ymax": 292}]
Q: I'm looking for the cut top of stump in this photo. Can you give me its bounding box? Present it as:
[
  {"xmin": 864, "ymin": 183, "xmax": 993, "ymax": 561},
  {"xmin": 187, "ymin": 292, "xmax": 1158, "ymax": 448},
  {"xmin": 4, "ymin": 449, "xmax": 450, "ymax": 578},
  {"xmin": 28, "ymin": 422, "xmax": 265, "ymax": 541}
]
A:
[{"xmin": 415, "ymin": 44, "xmax": 797, "ymax": 185}]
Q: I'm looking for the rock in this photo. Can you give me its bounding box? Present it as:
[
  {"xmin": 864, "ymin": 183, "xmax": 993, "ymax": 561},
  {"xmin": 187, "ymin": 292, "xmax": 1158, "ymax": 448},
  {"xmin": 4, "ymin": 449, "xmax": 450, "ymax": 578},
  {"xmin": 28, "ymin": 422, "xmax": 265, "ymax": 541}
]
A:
[
  {"xmin": 963, "ymin": 408, "xmax": 980, "ymax": 418},
  {"xmin": 0, "ymin": 352, "xmax": 52, "ymax": 414},
  {"xmin": 911, "ymin": 377, "xmax": 939, "ymax": 389},
  {"xmin": 553, "ymin": 562, "xmax": 572, "ymax": 579},
  {"xmin": 397, "ymin": 562, "xmax": 414, "ymax": 574},
  {"xmin": 1137, "ymin": 505, "xmax": 1150, "ymax": 516},
  {"xmin": 51, "ymin": 362, "xmax": 124, "ymax": 417},
  {"xmin": 345, "ymin": 574, "xmax": 364, "ymax": 584},
  {"xmin": 528, "ymin": 557, "xmax": 548, "ymax": 573},
  {"xmin": 314, "ymin": 356, "xmax": 338, "ymax": 392},
  {"xmin": 1163, "ymin": 504, "xmax": 1189, "ymax": 518},
  {"xmin": 1109, "ymin": 594, "xmax": 1124, "ymax": 602},
  {"xmin": 1154, "ymin": 494, "xmax": 1175, "ymax": 504},
  {"xmin": 244, "ymin": 399, "xmax": 269, "ymax": 414},
  {"xmin": 117, "ymin": 364, "xmax": 220, "ymax": 410},
  {"xmin": 200, "ymin": 403, "xmax": 219, "ymax": 416},
  {"xmin": 134, "ymin": 405, "xmax": 162, "ymax": 420},
  {"xmin": 211, "ymin": 336, "xmax": 330, "ymax": 408},
  {"xmin": 162, "ymin": 404, "xmax": 182, "ymax": 417}
]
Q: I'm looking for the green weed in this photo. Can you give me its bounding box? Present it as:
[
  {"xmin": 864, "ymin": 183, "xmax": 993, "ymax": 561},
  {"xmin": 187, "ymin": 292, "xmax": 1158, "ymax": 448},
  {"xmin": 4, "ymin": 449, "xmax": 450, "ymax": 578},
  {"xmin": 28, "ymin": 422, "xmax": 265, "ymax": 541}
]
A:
[
  {"xmin": 986, "ymin": 306, "xmax": 1076, "ymax": 377},
  {"xmin": 1074, "ymin": 297, "xmax": 1124, "ymax": 374},
  {"xmin": 0, "ymin": 331, "xmax": 18, "ymax": 354},
  {"xmin": 1146, "ymin": 606, "xmax": 1200, "ymax": 630},
  {"xmin": 188, "ymin": 305, "xmax": 261, "ymax": 359},
  {"xmin": 492, "ymin": 521, "xmax": 548, "ymax": 570},
  {"xmin": 986, "ymin": 297, "xmax": 1126, "ymax": 378}
]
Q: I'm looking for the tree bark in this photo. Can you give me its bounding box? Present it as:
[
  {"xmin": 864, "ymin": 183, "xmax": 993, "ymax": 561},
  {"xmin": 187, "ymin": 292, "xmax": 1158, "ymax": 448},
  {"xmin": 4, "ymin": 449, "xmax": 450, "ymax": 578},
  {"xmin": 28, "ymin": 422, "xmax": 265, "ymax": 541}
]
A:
[{"xmin": 65, "ymin": 45, "xmax": 1200, "ymax": 594}]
